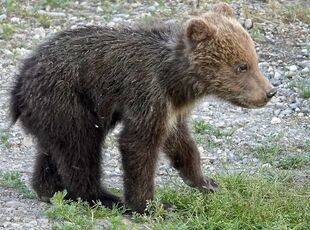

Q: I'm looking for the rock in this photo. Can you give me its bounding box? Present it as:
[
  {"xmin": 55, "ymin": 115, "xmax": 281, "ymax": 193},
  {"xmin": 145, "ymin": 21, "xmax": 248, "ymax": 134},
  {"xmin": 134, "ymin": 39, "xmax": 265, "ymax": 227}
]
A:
[
  {"xmin": 289, "ymin": 103, "xmax": 299, "ymax": 110},
  {"xmin": 271, "ymin": 79, "xmax": 281, "ymax": 86},
  {"xmin": 96, "ymin": 6, "xmax": 103, "ymax": 13},
  {"xmin": 274, "ymin": 71, "xmax": 281, "ymax": 79},
  {"xmin": 0, "ymin": 14, "xmax": 7, "ymax": 22},
  {"xmin": 280, "ymin": 108, "xmax": 293, "ymax": 116},
  {"xmin": 244, "ymin": 19, "xmax": 253, "ymax": 29},
  {"xmin": 288, "ymin": 65, "xmax": 298, "ymax": 72},
  {"xmin": 6, "ymin": 201, "xmax": 26, "ymax": 209},
  {"xmin": 301, "ymin": 67, "xmax": 309, "ymax": 73},
  {"xmin": 271, "ymin": 117, "xmax": 281, "ymax": 124},
  {"xmin": 262, "ymin": 163, "xmax": 272, "ymax": 168},
  {"xmin": 10, "ymin": 17, "xmax": 20, "ymax": 23}
]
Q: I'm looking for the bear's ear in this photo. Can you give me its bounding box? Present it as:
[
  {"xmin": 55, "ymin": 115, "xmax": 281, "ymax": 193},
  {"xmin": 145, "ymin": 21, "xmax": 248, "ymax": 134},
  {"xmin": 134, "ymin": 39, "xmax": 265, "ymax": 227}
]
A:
[
  {"xmin": 186, "ymin": 18, "xmax": 216, "ymax": 45},
  {"xmin": 212, "ymin": 2, "xmax": 234, "ymax": 18}
]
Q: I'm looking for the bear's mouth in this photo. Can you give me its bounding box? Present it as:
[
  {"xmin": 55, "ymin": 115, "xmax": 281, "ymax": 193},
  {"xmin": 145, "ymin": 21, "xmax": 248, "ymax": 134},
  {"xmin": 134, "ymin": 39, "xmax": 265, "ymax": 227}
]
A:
[{"xmin": 230, "ymin": 98, "xmax": 268, "ymax": 109}]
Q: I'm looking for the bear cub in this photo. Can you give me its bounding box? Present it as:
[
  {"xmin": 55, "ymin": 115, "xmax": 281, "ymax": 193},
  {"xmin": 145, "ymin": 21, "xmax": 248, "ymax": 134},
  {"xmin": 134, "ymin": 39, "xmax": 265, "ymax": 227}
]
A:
[{"xmin": 10, "ymin": 3, "xmax": 276, "ymax": 213}]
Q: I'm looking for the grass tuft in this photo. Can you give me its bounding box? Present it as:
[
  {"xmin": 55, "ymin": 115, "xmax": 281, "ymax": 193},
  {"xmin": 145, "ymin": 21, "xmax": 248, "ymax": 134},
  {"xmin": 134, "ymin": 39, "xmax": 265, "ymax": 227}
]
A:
[
  {"xmin": 0, "ymin": 171, "xmax": 36, "ymax": 199},
  {"xmin": 46, "ymin": 174, "xmax": 310, "ymax": 229},
  {"xmin": 278, "ymin": 155, "xmax": 310, "ymax": 170},
  {"xmin": 192, "ymin": 119, "xmax": 223, "ymax": 137},
  {"xmin": 289, "ymin": 79, "xmax": 310, "ymax": 98},
  {"xmin": 281, "ymin": 5, "xmax": 310, "ymax": 24},
  {"xmin": 0, "ymin": 23, "xmax": 15, "ymax": 40}
]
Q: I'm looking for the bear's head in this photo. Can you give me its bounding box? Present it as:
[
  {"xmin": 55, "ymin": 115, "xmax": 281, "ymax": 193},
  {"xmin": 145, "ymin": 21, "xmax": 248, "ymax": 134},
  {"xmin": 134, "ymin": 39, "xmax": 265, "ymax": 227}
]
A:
[{"xmin": 185, "ymin": 2, "xmax": 276, "ymax": 108}]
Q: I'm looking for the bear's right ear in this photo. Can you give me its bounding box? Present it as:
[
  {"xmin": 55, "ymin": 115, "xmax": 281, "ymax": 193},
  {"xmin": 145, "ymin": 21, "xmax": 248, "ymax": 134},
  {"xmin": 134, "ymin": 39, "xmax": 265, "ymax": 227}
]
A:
[{"xmin": 186, "ymin": 18, "xmax": 216, "ymax": 45}]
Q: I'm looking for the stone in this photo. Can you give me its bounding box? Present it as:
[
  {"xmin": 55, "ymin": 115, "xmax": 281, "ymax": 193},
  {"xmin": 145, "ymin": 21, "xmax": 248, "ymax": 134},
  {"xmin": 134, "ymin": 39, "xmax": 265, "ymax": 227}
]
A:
[
  {"xmin": 244, "ymin": 19, "xmax": 253, "ymax": 29},
  {"xmin": 0, "ymin": 14, "xmax": 7, "ymax": 22},
  {"xmin": 270, "ymin": 117, "xmax": 281, "ymax": 124},
  {"xmin": 301, "ymin": 67, "xmax": 309, "ymax": 73},
  {"xmin": 274, "ymin": 71, "xmax": 281, "ymax": 79},
  {"xmin": 288, "ymin": 65, "xmax": 298, "ymax": 72}
]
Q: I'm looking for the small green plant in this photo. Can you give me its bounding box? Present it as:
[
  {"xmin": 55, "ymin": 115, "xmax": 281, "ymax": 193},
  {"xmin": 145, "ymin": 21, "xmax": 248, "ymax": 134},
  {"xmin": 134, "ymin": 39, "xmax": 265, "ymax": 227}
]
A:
[
  {"xmin": 193, "ymin": 119, "xmax": 222, "ymax": 137},
  {"xmin": 0, "ymin": 130, "xmax": 11, "ymax": 148},
  {"xmin": 290, "ymin": 79, "xmax": 310, "ymax": 98},
  {"xmin": 42, "ymin": 0, "xmax": 70, "ymax": 8},
  {"xmin": 46, "ymin": 191, "xmax": 128, "ymax": 229},
  {"xmin": 278, "ymin": 155, "xmax": 310, "ymax": 169},
  {"xmin": 251, "ymin": 25, "xmax": 264, "ymax": 41},
  {"xmin": 0, "ymin": 23, "xmax": 15, "ymax": 40},
  {"xmin": 4, "ymin": 0, "xmax": 18, "ymax": 14},
  {"xmin": 281, "ymin": 5, "xmax": 310, "ymax": 24},
  {"xmin": 0, "ymin": 171, "xmax": 36, "ymax": 198},
  {"xmin": 252, "ymin": 144, "xmax": 283, "ymax": 164},
  {"xmin": 35, "ymin": 13, "xmax": 52, "ymax": 28}
]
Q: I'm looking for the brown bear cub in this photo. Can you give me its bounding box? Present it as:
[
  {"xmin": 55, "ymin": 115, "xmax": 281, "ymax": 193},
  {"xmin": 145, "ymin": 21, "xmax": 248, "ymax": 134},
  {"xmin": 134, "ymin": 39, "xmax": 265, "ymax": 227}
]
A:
[{"xmin": 10, "ymin": 3, "xmax": 276, "ymax": 213}]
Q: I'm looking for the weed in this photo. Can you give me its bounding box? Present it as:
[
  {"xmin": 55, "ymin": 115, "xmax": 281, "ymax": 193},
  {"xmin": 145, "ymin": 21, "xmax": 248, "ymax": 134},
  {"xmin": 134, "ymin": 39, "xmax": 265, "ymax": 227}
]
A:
[
  {"xmin": 0, "ymin": 171, "xmax": 36, "ymax": 199},
  {"xmin": 35, "ymin": 13, "xmax": 52, "ymax": 28},
  {"xmin": 0, "ymin": 23, "xmax": 15, "ymax": 40},
  {"xmin": 289, "ymin": 79, "xmax": 310, "ymax": 98},
  {"xmin": 45, "ymin": 174, "xmax": 310, "ymax": 229},
  {"xmin": 281, "ymin": 5, "xmax": 310, "ymax": 24},
  {"xmin": 0, "ymin": 130, "xmax": 10, "ymax": 148},
  {"xmin": 278, "ymin": 154, "xmax": 310, "ymax": 169},
  {"xmin": 42, "ymin": 0, "xmax": 70, "ymax": 8},
  {"xmin": 251, "ymin": 25, "xmax": 264, "ymax": 41},
  {"xmin": 252, "ymin": 144, "xmax": 283, "ymax": 164},
  {"xmin": 46, "ymin": 191, "xmax": 128, "ymax": 229},
  {"xmin": 192, "ymin": 119, "xmax": 222, "ymax": 137},
  {"xmin": 4, "ymin": 0, "xmax": 18, "ymax": 15}
]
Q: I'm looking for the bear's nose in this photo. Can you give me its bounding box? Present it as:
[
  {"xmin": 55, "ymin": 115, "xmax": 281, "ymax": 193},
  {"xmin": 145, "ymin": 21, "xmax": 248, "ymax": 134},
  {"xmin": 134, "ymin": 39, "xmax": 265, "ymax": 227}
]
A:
[{"xmin": 266, "ymin": 88, "xmax": 277, "ymax": 98}]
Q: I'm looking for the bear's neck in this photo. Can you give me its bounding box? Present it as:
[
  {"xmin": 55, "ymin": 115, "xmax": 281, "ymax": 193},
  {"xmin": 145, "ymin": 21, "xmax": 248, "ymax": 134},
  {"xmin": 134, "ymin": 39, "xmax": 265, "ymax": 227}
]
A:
[{"xmin": 157, "ymin": 32, "xmax": 209, "ymax": 109}]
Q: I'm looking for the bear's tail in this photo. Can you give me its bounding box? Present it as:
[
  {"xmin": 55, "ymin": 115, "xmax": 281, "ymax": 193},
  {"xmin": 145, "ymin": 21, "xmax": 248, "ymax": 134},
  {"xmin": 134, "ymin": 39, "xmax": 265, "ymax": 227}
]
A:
[{"xmin": 9, "ymin": 77, "xmax": 23, "ymax": 125}]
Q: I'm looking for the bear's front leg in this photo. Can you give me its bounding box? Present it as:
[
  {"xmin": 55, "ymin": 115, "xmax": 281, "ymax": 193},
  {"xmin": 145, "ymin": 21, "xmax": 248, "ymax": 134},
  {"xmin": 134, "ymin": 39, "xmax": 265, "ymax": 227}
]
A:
[
  {"xmin": 163, "ymin": 120, "xmax": 219, "ymax": 192},
  {"xmin": 119, "ymin": 121, "xmax": 166, "ymax": 213}
]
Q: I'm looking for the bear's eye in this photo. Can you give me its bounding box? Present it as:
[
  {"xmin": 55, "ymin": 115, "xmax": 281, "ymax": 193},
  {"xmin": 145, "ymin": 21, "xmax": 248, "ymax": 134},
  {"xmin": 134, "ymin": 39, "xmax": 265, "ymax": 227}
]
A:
[{"xmin": 236, "ymin": 64, "xmax": 248, "ymax": 73}]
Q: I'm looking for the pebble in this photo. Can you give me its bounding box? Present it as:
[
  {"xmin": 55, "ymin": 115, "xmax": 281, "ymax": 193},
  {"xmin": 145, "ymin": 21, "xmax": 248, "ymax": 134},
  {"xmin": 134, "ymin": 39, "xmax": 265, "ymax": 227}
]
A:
[
  {"xmin": 244, "ymin": 19, "xmax": 253, "ymax": 29},
  {"xmin": 280, "ymin": 108, "xmax": 293, "ymax": 116},
  {"xmin": 301, "ymin": 67, "xmax": 309, "ymax": 73},
  {"xmin": 274, "ymin": 71, "xmax": 281, "ymax": 79},
  {"xmin": 271, "ymin": 117, "xmax": 281, "ymax": 124},
  {"xmin": 288, "ymin": 65, "xmax": 298, "ymax": 72},
  {"xmin": 10, "ymin": 17, "xmax": 20, "ymax": 23},
  {"xmin": 262, "ymin": 163, "xmax": 272, "ymax": 168},
  {"xmin": 0, "ymin": 14, "xmax": 7, "ymax": 22}
]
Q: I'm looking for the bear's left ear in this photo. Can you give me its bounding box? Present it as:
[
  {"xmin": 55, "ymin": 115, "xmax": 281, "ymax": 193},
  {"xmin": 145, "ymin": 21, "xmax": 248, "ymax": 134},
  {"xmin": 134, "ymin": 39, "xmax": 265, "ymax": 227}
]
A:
[
  {"xmin": 186, "ymin": 18, "xmax": 216, "ymax": 45},
  {"xmin": 212, "ymin": 2, "xmax": 234, "ymax": 18}
]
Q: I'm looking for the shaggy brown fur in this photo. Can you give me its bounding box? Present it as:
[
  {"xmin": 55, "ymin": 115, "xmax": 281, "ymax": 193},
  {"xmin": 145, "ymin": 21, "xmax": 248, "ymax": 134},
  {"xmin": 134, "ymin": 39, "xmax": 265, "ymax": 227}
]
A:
[{"xmin": 10, "ymin": 3, "xmax": 275, "ymax": 213}]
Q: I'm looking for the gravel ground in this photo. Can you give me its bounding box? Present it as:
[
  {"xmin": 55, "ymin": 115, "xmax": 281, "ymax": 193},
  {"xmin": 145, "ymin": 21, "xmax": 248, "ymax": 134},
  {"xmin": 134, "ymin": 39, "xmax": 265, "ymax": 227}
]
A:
[{"xmin": 0, "ymin": 0, "xmax": 309, "ymax": 229}]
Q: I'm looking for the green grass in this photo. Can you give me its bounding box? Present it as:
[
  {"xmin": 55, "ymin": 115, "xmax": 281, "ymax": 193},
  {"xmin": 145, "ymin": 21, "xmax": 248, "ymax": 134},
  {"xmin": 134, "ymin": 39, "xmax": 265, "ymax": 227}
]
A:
[
  {"xmin": 46, "ymin": 174, "xmax": 310, "ymax": 229},
  {"xmin": 41, "ymin": 0, "xmax": 70, "ymax": 8},
  {"xmin": 281, "ymin": 5, "xmax": 310, "ymax": 24},
  {"xmin": 252, "ymin": 141, "xmax": 310, "ymax": 169},
  {"xmin": 0, "ymin": 171, "xmax": 36, "ymax": 199},
  {"xmin": 0, "ymin": 130, "xmax": 11, "ymax": 148},
  {"xmin": 35, "ymin": 13, "xmax": 52, "ymax": 28},
  {"xmin": 0, "ymin": 23, "xmax": 15, "ymax": 40},
  {"xmin": 3, "ymin": 0, "xmax": 18, "ymax": 15},
  {"xmin": 289, "ymin": 79, "xmax": 310, "ymax": 99},
  {"xmin": 278, "ymin": 155, "xmax": 310, "ymax": 170},
  {"xmin": 253, "ymin": 144, "xmax": 283, "ymax": 164},
  {"xmin": 192, "ymin": 119, "xmax": 223, "ymax": 137}
]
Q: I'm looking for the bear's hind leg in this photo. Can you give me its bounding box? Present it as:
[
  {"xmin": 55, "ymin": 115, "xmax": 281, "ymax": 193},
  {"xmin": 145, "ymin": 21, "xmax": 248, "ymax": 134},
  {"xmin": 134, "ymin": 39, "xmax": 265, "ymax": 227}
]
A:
[
  {"xmin": 32, "ymin": 145, "xmax": 64, "ymax": 202},
  {"xmin": 49, "ymin": 120, "xmax": 123, "ymax": 209}
]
